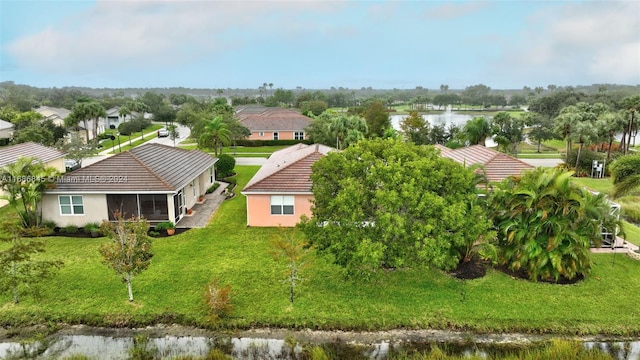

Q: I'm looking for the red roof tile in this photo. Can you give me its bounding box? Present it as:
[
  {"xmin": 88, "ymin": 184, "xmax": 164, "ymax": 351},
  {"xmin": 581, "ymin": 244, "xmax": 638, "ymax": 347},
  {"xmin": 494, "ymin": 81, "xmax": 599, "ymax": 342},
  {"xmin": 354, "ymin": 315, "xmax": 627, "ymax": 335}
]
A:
[
  {"xmin": 242, "ymin": 144, "xmax": 333, "ymax": 193},
  {"xmin": 436, "ymin": 145, "xmax": 534, "ymax": 182}
]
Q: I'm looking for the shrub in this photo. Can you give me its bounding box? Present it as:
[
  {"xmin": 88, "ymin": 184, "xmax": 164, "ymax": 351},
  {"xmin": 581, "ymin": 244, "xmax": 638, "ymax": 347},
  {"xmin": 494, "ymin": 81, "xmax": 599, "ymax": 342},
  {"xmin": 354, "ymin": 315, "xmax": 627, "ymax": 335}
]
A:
[
  {"xmin": 206, "ymin": 182, "xmax": 220, "ymax": 194},
  {"xmin": 117, "ymin": 117, "xmax": 152, "ymax": 136},
  {"xmin": 154, "ymin": 221, "xmax": 175, "ymax": 231},
  {"xmin": 610, "ymin": 153, "xmax": 640, "ymax": 184},
  {"xmin": 215, "ymin": 154, "xmax": 236, "ymax": 178},
  {"xmin": 83, "ymin": 222, "xmax": 101, "ymax": 234},
  {"xmin": 235, "ymin": 139, "xmax": 311, "ymax": 147},
  {"xmin": 62, "ymin": 225, "xmax": 78, "ymax": 234},
  {"xmin": 21, "ymin": 226, "xmax": 53, "ymax": 237},
  {"xmin": 565, "ymin": 148, "xmax": 604, "ymax": 174},
  {"xmin": 148, "ymin": 230, "xmax": 161, "ymax": 237},
  {"xmin": 204, "ymin": 280, "xmax": 233, "ymax": 323},
  {"xmin": 42, "ymin": 220, "xmax": 57, "ymax": 230}
]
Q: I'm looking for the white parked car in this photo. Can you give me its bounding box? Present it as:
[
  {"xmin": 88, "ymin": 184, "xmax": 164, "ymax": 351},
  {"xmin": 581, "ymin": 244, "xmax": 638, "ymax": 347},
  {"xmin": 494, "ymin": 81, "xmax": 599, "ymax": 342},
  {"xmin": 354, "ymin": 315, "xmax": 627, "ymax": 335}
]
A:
[{"xmin": 157, "ymin": 128, "xmax": 169, "ymax": 137}]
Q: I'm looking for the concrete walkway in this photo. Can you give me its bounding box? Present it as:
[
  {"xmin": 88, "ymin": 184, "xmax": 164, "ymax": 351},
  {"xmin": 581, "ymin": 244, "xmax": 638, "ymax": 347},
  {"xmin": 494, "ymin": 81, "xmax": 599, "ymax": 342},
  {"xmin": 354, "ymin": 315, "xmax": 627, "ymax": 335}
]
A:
[
  {"xmin": 591, "ymin": 236, "xmax": 640, "ymax": 254},
  {"xmin": 176, "ymin": 181, "xmax": 230, "ymax": 228}
]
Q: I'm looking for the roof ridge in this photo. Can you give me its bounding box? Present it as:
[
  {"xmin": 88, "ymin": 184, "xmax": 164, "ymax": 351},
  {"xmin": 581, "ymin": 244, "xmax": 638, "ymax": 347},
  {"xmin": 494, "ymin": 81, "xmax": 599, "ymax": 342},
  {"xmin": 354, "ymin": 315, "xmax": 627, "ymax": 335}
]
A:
[
  {"xmin": 128, "ymin": 150, "xmax": 174, "ymax": 190},
  {"xmin": 244, "ymin": 147, "xmax": 320, "ymax": 191}
]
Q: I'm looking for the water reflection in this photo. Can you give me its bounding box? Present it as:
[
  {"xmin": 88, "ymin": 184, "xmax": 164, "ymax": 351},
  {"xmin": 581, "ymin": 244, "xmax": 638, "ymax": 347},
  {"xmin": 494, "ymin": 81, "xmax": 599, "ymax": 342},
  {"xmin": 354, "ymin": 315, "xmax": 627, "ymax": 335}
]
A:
[{"xmin": 1, "ymin": 334, "xmax": 639, "ymax": 359}]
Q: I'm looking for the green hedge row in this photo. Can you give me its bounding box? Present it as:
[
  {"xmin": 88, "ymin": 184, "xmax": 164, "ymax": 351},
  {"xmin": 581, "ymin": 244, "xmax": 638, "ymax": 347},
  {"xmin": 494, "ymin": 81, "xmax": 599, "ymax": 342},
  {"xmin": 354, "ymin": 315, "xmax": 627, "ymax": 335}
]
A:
[{"xmin": 234, "ymin": 139, "xmax": 312, "ymax": 147}]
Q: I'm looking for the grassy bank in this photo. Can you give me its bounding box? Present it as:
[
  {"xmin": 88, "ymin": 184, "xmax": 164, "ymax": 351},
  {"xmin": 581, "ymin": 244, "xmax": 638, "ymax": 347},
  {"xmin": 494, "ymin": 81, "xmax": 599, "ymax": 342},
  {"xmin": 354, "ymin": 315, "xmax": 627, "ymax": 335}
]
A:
[{"xmin": 2, "ymin": 166, "xmax": 640, "ymax": 335}]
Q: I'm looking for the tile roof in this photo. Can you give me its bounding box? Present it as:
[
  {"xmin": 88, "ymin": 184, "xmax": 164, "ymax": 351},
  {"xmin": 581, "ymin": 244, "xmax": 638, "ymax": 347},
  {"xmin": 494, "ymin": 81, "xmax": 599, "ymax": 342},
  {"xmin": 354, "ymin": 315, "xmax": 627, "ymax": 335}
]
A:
[
  {"xmin": 243, "ymin": 143, "xmax": 333, "ymax": 193},
  {"xmin": 35, "ymin": 106, "xmax": 71, "ymax": 121},
  {"xmin": 0, "ymin": 142, "xmax": 66, "ymax": 168},
  {"xmin": 435, "ymin": 144, "xmax": 534, "ymax": 182},
  {"xmin": 236, "ymin": 106, "xmax": 312, "ymax": 132},
  {"xmin": 48, "ymin": 143, "xmax": 217, "ymax": 193},
  {"xmin": 0, "ymin": 119, "xmax": 14, "ymax": 131}
]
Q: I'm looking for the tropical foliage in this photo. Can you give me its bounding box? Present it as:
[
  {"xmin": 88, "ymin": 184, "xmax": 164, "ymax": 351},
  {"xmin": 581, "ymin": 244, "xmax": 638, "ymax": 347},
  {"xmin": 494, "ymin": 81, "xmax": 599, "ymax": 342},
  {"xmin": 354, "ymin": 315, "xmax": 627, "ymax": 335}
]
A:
[
  {"xmin": 610, "ymin": 153, "xmax": 640, "ymax": 198},
  {"xmin": 489, "ymin": 168, "xmax": 620, "ymax": 282},
  {"xmin": 0, "ymin": 156, "xmax": 60, "ymax": 228},
  {"xmin": 199, "ymin": 116, "xmax": 232, "ymax": 157},
  {"xmin": 300, "ymin": 139, "xmax": 492, "ymax": 277}
]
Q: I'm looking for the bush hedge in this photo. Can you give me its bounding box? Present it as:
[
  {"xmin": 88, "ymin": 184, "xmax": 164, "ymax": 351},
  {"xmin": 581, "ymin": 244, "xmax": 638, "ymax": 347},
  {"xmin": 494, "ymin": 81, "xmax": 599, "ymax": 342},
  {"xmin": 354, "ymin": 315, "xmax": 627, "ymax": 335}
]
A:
[
  {"xmin": 216, "ymin": 154, "xmax": 236, "ymax": 178},
  {"xmin": 234, "ymin": 139, "xmax": 311, "ymax": 147}
]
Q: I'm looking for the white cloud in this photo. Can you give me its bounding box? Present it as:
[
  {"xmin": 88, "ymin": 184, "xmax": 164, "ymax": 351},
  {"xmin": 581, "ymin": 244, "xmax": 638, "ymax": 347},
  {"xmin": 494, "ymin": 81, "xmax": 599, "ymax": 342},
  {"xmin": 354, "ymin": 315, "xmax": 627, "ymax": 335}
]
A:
[
  {"xmin": 501, "ymin": 1, "xmax": 640, "ymax": 85},
  {"xmin": 5, "ymin": 0, "xmax": 347, "ymax": 75}
]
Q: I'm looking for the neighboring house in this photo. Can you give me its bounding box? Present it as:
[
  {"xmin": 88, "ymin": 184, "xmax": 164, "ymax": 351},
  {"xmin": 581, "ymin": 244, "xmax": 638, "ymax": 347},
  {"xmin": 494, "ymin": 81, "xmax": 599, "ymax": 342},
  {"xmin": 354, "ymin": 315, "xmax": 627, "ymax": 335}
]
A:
[
  {"xmin": 0, "ymin": 119, "xmax": 14, "ymax": 143},
  {"xmin": 35, "ymin": 106, "xmax": 71, "ymax": 127},
  {"xmin": 102, "ymin": 106, "xmax": 136, "ymax": 129},
  {"xmin": 435, "ymin": 144, "xmax": 534, "ymax": 183},
  {"xmin": 0, "ymin": 142, "xmax": 67, "ymax": 207},
  {"xmin": 40, "ymin": 143, "xmax": 217, "ymax": 227},
  {"xmin": 236, "ymin": 105, "xmax": 311, "ymax": 141},
  {"xmin": 36, "ymin": 105, "xmax": 106, "ymax": 142},
  {"xmin": 242, "ymin": 143, "xmax": 333, "ymax": 227}
]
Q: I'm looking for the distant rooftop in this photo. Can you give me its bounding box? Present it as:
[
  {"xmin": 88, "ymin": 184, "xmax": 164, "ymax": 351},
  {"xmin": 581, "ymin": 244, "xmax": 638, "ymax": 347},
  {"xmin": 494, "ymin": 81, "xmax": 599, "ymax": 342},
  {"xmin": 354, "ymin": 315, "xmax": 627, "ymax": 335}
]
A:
[
  {"xmin": 0, "ymin": 142, "xmax": 66, "ymax": 168},
  {"xmin": 435, "ymin": 144, "xmax": 534, "ymax": 182}
]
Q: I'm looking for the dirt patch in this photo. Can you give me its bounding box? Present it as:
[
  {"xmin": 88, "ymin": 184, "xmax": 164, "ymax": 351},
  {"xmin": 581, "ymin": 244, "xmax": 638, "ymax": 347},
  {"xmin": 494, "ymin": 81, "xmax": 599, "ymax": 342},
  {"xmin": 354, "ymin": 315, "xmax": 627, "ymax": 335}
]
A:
[{"xmin": 449, "ymin": 257, "xmax": 487, "ymax": 280}]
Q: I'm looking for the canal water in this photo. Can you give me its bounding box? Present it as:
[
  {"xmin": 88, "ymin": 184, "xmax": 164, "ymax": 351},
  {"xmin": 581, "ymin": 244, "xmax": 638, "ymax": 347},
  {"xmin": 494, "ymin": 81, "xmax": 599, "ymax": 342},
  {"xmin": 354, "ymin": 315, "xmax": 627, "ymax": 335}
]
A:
[{"xmin": 1, "ymin": 329, "xmax": 639, "ymax": 359}]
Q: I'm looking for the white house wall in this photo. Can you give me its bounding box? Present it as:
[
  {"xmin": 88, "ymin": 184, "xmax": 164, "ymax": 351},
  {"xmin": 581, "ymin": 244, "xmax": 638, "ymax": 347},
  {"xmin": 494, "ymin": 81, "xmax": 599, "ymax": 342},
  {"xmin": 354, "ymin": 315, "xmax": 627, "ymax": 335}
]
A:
[{"xmin": 41, "ymin": 193, "xmax": 109, "ymax": 227}]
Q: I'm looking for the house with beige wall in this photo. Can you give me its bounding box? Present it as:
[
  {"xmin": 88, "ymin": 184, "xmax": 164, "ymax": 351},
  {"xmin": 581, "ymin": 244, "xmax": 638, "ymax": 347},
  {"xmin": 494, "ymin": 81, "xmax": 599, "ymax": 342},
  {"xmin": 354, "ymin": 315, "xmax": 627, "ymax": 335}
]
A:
[
  {"xmin": 41, "ymin": 143, "xmax": 217, "ymax": 227},
  {"xmin": 242, "ymin": 143, "xmax": 333, "ymax": 227},
  {"xmin": 0, "ymin": 119, "xmax": 14, "ymax": 144},
  {"xmin": 236, "ymin": 106, "xmax": 311, "ymax": 141},
  {"xmin": 0, "ymin": 142, "xmax": 66, "ymax": 207}
]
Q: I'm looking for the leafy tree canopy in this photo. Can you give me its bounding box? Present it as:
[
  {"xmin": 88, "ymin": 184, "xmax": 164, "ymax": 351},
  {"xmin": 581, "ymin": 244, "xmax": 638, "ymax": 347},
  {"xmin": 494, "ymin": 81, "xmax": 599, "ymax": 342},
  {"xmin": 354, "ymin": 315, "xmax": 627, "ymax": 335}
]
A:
[{"xmin": 300, "ymin": 138, "xmax": 491, "ymax": 278}]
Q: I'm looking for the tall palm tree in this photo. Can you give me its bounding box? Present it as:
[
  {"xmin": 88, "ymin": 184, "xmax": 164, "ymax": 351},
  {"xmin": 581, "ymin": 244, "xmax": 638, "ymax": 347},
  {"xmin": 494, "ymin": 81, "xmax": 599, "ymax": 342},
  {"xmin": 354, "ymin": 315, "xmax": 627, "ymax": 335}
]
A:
[
  {"xmin": 86, "ymin": 101, "xmax": 106, "ymax": 144},
  {"xmin": 595, "ymin": 111, "xmax": 626, "ymax": 161},
  {"xmin": 68, "ymin": 102, "xmax": 91, "ymax": 143},
  {"xmin": 199, "ymin": 116, "xmax": 232, "ymax": 157},
  {"xmin": 462, "ymin": 116, "xmax": 493, "ymax": 146}
]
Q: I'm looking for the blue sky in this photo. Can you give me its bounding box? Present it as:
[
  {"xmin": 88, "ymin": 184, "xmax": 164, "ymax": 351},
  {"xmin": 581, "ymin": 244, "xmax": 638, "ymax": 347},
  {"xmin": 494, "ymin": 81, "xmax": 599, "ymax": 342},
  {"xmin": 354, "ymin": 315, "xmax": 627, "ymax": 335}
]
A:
[{"xmin": 1, "ymin": 0, "xmax": 639, "ymax": 90}]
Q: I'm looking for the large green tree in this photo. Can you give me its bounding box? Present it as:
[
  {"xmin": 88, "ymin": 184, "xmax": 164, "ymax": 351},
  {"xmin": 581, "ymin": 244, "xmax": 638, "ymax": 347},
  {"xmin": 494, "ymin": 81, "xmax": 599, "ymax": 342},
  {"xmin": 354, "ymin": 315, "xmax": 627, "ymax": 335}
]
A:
[
  {"xmin": 489, "ymin": 168, "xmax": 620, "ymax": 282},
  {"xmin": 363, "ymin": 101, "xmax": 390, "ymax": 137},
  {"xmin": 492, "ymin": 112, "xmax": 524, "ymax": 155},
  {"xmin": 300, "ymin": 138, "xmax": 491, "ymax": 277},
  {"xmin": 399, "ymin": 111, "xmax": 430, "ymax": 145}
]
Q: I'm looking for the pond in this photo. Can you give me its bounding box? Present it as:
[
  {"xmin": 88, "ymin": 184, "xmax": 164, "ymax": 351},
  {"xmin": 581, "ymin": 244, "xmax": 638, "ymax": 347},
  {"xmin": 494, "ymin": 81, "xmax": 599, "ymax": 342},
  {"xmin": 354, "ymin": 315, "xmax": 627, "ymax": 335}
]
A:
[{"xmin": 1, "ymin": 327, "xmax": 639, "ymax": 359}]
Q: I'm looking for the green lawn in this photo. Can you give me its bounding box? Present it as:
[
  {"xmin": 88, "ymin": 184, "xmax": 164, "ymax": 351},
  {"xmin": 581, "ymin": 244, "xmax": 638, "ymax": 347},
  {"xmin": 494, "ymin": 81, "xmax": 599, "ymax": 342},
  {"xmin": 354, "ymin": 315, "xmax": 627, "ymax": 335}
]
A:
[
  {"xmin": 2, "ymin": 166, "xmax": 640, "ymax": 335},
  {"xmin": 100, "ymin": 124, "xmax": 163, "ymax": 151},
  {"xmin": 571, "ymin": 177, "xmax": 615, "ymax": 194}
]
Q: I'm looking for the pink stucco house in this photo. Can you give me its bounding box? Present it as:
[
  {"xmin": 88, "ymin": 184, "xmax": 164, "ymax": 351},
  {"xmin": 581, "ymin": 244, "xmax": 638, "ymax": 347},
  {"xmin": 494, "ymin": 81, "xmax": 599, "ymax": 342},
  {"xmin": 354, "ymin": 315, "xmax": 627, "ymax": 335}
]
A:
[
  {"xmin": 241, "ymin": 143, "xmax": 333, "ymax": 227},
  {"xmin": 235, "ymin": 106, "xmax": 312, "ymax": 141}
]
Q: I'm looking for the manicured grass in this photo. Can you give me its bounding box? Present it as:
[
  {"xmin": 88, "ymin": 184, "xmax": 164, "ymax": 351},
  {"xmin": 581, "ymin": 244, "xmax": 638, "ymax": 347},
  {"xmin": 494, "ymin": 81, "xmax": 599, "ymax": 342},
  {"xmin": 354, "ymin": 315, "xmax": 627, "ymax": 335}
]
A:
[
  {"xmin": 2, "ymin": 166, "xmax": 640, "ymax": 335},
  {"xmin": 100, "ymin": 124, "xmax": 163, "ymax": 150},
  {"xmin": 106, "ymin": 133, "xmax": 160, "ymax": 154},
  {"xmin": 622, "ymin": 221, "xmax": 640, "ymax": 246},
  {"xmin": 542, "ymin": 139, "xmax": 567, "ymax": 151},
  {"xmin": 571, "ymin": 177, "xmax": 615, "ymax": 194}
]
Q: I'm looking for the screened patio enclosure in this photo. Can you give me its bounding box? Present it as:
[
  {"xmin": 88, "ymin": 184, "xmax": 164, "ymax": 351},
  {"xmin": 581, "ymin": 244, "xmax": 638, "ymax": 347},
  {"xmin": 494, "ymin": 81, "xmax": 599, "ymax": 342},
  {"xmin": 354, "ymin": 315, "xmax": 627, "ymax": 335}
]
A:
[{"xmin": 107, "ymin": 194, "xmax": 170, "ymax": 221}]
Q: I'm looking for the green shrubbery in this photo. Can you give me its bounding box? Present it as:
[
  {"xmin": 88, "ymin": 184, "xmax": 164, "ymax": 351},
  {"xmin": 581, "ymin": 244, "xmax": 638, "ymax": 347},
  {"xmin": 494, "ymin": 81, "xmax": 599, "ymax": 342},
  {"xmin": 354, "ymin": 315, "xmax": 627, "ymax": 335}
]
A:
[
  {"xmin": 215, "ymin": 154, "xmax": 236, "ymax": 178},
  {"xmin": 118, "ymin": 117, "xmax": 152, "ymax": 136}
]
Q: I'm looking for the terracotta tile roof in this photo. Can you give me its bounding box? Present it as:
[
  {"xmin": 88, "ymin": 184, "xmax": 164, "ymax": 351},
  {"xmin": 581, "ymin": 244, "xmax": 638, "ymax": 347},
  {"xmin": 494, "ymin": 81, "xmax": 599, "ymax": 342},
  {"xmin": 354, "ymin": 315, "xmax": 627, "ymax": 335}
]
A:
[
  {"xmin": 0, "ymin": 142, "xmax": 66, "ymax": 168},
  {"xmin": 47, "ymin": 143, "xmax": 217, "ymax": 193},
  {"xmin": 236, "ymin": 106, "xmax": 312, "ymax": 132},
  {"xmin": 435, "ymin": 144, "xmax": 534, "ymax": 182},
  {"xmin": 243, "ymin": 143, "xmax": 333, "ymax": 193}
]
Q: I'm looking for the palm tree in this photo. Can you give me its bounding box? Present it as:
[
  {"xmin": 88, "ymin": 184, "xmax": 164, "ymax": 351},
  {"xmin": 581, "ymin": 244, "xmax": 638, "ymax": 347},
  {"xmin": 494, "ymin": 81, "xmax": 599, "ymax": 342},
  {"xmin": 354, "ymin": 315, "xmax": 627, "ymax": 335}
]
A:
[
  {"xmin": 620, "ymin": 95, "xmax": 640, "ymax": 154},
  {"xmin": 199, "ymin": 116, "xmax": 232, "ymax": 157},
  {"xmin": 86, "ymin": 101, "xmax": 106, "ymax": 144},
  {"xmin": 0, "ymin": 157, "xmax": 59, "ymax": 227},
  {"xmin": 68, "ymin": 102, "xmax": 91, "ymax": 143},
  {"xmin": 595, "ymin": 111, "xmax": 626, "ymax": 161},
  {"xmin": 462, "ymin": 116, "xmax": 493, "ymax": 146},
  {"xmin": 489, "ymin": 168, "xmax": 620, "ymax": 282}
]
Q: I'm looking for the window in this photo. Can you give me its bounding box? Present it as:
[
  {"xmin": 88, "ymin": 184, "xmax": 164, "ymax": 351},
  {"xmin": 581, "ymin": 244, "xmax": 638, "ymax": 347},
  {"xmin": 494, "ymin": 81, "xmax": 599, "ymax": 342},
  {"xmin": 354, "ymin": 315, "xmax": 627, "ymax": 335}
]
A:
[
  {"xmin": 259, "ymin": 131, "xmax": 264, "ymax": 137},
  {"xmin": 209, "ymin": 167, "xmax": 215, "ymax": 184},
  {"xmin": 270, "ymin": 195, "xmax": 294, "ymax": 215},
  {"xmin": 273, "ymin": 132, "xmax": 279, "ymax": 140},
  {"xmin": 59, "ymin": 195, "xmax": 84, "ymax": 215},
  {"xmin": 294, "ymin": 131, "xmax": 304, "ymax": 140}
]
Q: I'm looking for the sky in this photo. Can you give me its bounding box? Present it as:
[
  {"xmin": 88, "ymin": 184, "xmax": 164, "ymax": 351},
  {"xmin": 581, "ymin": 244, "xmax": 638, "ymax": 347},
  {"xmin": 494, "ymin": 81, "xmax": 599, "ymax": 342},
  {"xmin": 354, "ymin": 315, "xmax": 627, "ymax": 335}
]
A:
[{"xmin": 1, "ymin": 0, "xmax": 639, "ymax": 90}]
